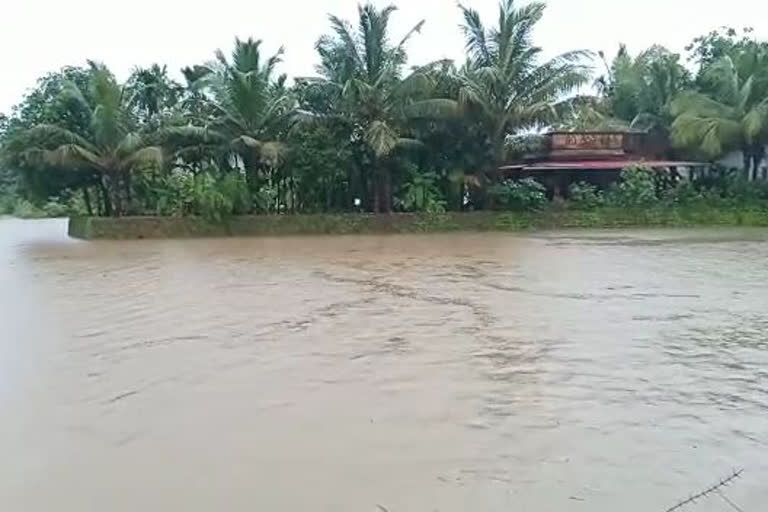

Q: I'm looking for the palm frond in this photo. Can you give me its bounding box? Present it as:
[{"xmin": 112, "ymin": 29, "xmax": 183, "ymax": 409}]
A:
[
  {"xmin": 122, "ymin": 146, "xmax": 163, "ymax": 170},
  {"xmin": 88, "ymin": 67, "xmax": 127, "ymax": 148},
  {"xmin": 630, "ymin": 112, "xmax": 664, "ymax": 131},
  {"xmin": 230, "ymin": 135, "xmax": 263, "ymax": 152},
  {"xmin": 394, "ymin": 137, "xmax": 425, "ymax": 152},
  {"xmin": 671, "ymin": 114, "xmax": 742, "ymax": 158},
  {"xmin": 742, "ymin": 102, "xmax": 768, "ymax": 142},
  {"xmin": 161, "ymin": 125, "xmax": 228, "ymax": 147},
  {"xmin": 496, "ymin": 1, "xmax": 546, "ymax": 72},
  {"xmin": 393, "ymin": 71, "xmax": 433, "ymax": 99},
  {"xmin": 44, "ymin": 144, "xmax": 103, "ymax": 169},
  {"xmin": 703, "ymin": 56, "xmax": 740, "ymax": 105},
  {"xmin": 671, "ymin": 91, "xmax": 735, "ymax": 119},
  {"xmin": 116, "ymin": 132, "xmax": 145, "ymax": 158},
  {"xmin": 460, "ymin": 5, "xmax": 492, "ymax": 66},
  {"xmin": 11, "ymin": 124, "xmax": 98, "ymax": 153},
  {"xmin": 365, "ymin": 120, "xmax": 398, "ymax": 157},
  {"xmin": 394, "ymin": 20, "xmax": 426, "ymax": 53},
  {"xmin": 403, "ymin": 99, "xmax": 460, "ymax": 119},
  {"xmin": 259, "ymin": 141, "xmax": 285, "ymax": 166},
  {"xmin": 329, "ymin": 14, "xmax": 364, "ymax": 72},
  {"xmin": 59, "ymin": 81, "xmax": 93, "ymax": 118}
]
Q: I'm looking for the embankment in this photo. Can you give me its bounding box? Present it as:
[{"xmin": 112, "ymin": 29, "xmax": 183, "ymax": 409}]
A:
[{"xmin": 68, "ymin": 207, "xmax": 768, "ymax": 239}]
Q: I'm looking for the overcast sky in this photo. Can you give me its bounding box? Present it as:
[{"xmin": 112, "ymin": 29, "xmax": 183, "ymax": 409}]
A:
[{"xmin": 2, "ymin": 0, "xmax": 767, "ymax": 114}]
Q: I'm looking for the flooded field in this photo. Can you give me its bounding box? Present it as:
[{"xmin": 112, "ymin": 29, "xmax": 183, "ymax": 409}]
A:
[{"xmin": 1, "ymin": 218, "xmax": 767, "ymax": 511}]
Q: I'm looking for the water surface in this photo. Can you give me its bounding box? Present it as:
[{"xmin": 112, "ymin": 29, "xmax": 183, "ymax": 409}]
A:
[{"xmin": 1, "ymin": 218, "xmax": 767, "ymax": 511}]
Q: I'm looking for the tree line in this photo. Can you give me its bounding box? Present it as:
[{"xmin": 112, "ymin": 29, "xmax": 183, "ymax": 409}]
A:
[{"xmin": 1, "ymin": 0, "xmax": 768, "ymax": 219}]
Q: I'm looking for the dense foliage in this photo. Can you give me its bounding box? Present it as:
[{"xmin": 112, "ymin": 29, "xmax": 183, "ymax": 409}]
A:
[{"xmin": 2, "ymin": 2, "xmax": 768, "ymax": 219}]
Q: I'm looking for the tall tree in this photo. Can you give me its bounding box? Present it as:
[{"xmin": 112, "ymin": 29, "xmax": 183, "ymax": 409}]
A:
[
  {"xmin": 125, "ymin": 64, "xmax": 183, "ymax": 127},
  {"xmin": 603, "ymin": 45, "xmax": 691, "ymax": 132},
  {"xmin": 687, "ymin": 27, "xmax": 768, "ymax": 69},
  {"xmin": 671, "ymin": 53, "xmax": 768, "ymax": 178},
  {"xmin": 1, "ymin": 66, "xmax": 95, "ymax": 202},
  {"xmin": 5, "ymin": 63, "xmax": 163, "ymax": 215},
  {"xmin": 457, "ymin": 0, "xmax": 591, "ymax": 173},
  {"xmin": 168, "ymin": 38, "xmax": 295, "ymax": 199},
  {"xmin": 309, "ymin": 3, "xmax": 454, "ymax": 213}
]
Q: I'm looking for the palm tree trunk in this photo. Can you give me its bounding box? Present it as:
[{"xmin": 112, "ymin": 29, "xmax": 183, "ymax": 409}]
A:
[
  {"xmin": 82, "ymin": 186, "xmax": 93, "ymax": 216},
  {"xmin": 105, "ymin": 173, "xmax": 123, "ymax": 217},
  {"xmin": 243, "ymin": 156, "xmax": 259, "ymax": 200},
  {"xmin": 754, "ymin": 146, "xmax": 766, "ymax": 181},
  {"xmin": 292, "ymin": 175, "xmax": 298, "ymax": 213},
  {"xmin": 99, "ymin": 177, "xmax": 113, "ymax": 217},
  {"xmin": 373, "ymin": 179, "xmax": 381, "ymax": 213},
  {"xmin": 382, "ymin": 166, "xmax": 393, "ymax": 213},
  {"xmin": 484, "ymin": 126, "xmax": 507, "ymax": 210},
  {"xmin": 276, "ymin": 169, "xmax": 281, "ymax": 214},
  {"xmin": 346, "ymin": 166, "xmax": 355, "ymax": 210},
  {"xmin": 124, "ymin": 170, "xmax": 133, "ymax": 210},
  {"xmin": 372, "ymin": 161, "xmax": 381, "ymax": 213},
  {"xmin": 743, "ymin": 153, "xmax": 752, "ymax": 181}
]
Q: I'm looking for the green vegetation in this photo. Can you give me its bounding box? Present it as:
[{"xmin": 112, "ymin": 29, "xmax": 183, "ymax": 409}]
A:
[{"xmin": 2, "ymin": 2, "xmax": 768, "ymax": 224}]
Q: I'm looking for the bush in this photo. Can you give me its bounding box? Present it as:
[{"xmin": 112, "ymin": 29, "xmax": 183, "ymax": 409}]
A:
[
  {"xmin": 217, "ymin": 173, "xmax": 252, "ymax": 215},
  {"xmin": 0, "ymin": 194, "xmax": 15, "ymax": 215},
  {"xmin": 41, "ymin": 198, "xmax": 70, "ymax": 217},
  {"xmin": 0, "ymin": 180, "xmax": 19, "ymax": 215},
  {"xmin": 568, "ymin": 182, "xmax": 604, "ymax": 209},
  {"xmin": 12, "ymin": 199, "xmax": 45, "ymax": 219},
  {"xmin": 190, "ymin": 173, "xmax": 234, "ymax": 222},
  {"xmin": 721, "ymin": 177, "xmax": 768, "ymax": 204},
  {"xmin": 400, "ymin": 170, "xmax": 446, "ymax": 214},
  {"xmin": 488, "ymin": 178, "xmax": 547, "ymax": 211},
  {"xmin": 138, "ymin": 169, "xmax": 242, "ymax": 221},
  {"xmin": 606, "ymin": 166, "xmax": 658, "ymax": 207}
]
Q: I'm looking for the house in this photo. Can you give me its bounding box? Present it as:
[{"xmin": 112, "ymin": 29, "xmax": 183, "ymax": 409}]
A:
[
  {"xmin": 718, "ymin": 148, "xmax": 768, "ymax": 180},
  {"xmin": 499, "ymin": 131, "xmax": 705, "ymax": 196}
]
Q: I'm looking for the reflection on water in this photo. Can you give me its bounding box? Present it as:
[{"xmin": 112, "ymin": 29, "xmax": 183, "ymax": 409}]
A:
[{"xmin": 1, "ymin": 218, "xmax": 767, "ymax": 511}]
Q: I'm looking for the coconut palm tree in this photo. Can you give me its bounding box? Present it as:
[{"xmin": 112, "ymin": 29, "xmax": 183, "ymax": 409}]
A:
[
  {"xmin": 309, "ymin": 3, "xmax": 456, "ymax": 213},
  {"xmin": 6, "ymin": 63, "xmax": 162, "ymax": 216},
  {"xmin": 601, "ymin": 45, "xmax": 691, "ymax": 132},
  {"xmin": 167, "ymin": 38, "xmax": 294, "ymax": 197},
  {"xmin": 671, "ymin": 53, "xmax": 768, "ymax": 179},
  {"xmin": 457, "ymin": 0, "xmax": 591, "ymax": 170}
]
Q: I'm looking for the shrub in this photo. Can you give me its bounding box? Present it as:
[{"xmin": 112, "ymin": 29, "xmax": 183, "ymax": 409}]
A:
[
  {"xmin": 187, "ymin": 173, "xmax": 233, "ymax": 222},
  {"xmin": 41, "ymin": 198, "xmax": 70, "ymax": 217},
  {"xmin": 568, "ymin": 182, "xmax": 604, "ymax": 209},
  {"xmin": 217, "ymin": 173, "xmax": 252, "ymax": 215},
  {"xmin": 606, "ymin": 166, "xmax": 658, "ymax": 207},
  {"xmin": 488, "ymin": 178, "xmax": 547, "ymax": 211},
  {"xmin": 12, "ymin": 199, "xmax": 45, "ymax": 219},
  {"xmin": 400, "ymin": 171, "xmax": 446, "ymax": 214},
  {"xmin": 0, "ymin": 194, "xmax": 15, "ymax": 215},
  {"xmin": 0, "ymin": 181, "xmax": 19, "ymax": 215}
]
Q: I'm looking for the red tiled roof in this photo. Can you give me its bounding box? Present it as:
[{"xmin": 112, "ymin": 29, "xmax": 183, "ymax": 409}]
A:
[{"xmin": 500, "ymin": 160, "xmax": 704, "ymax": 171}]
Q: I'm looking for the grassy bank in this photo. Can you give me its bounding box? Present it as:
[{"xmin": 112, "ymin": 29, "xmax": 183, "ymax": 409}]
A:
[{"xmin": 68, "ymin": 206, "xmax": 768, "ymax": 240}]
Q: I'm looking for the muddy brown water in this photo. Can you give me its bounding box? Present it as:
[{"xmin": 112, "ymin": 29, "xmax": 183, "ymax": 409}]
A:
[{"xmin": 1, "ymin": 218, "xmax": 767, "ymax": 511}]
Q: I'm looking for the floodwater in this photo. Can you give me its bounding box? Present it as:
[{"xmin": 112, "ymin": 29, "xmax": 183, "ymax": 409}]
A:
[{"xmin": 1, "ymin": 218, "xmax": 767, "ymax": 512}]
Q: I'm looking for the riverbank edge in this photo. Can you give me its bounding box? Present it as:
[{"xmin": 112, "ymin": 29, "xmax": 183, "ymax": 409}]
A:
[{"xmin": 67, "ymin": 207, "xmax": 768, "ymax": 239}]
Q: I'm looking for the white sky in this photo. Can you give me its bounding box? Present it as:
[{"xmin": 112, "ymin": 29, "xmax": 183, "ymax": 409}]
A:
[{"xmin": 2, "ymin": 0, "xmax": 767, "ymax": 114}]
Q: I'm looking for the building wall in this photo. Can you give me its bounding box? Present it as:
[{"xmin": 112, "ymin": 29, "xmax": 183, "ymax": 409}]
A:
[{"xmin": 717, "ymin": 146, "xmax": 768, "ymax": 177}]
